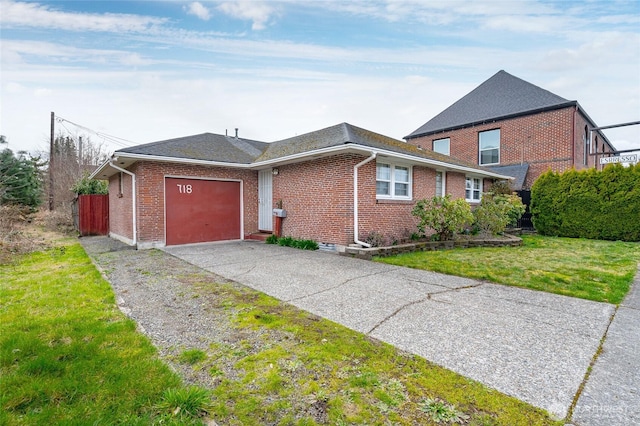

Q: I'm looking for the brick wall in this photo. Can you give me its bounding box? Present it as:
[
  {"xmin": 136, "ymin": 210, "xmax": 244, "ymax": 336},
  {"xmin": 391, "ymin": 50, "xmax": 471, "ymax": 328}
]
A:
[
  {"xmin": 115, "ymin": 157, "xmax": 493, "ymax": 247},
  {"xmin": 407, "ymin": 106, "xmax": 608, "ymax": 189},
  {"xmin": 108, "ymin": 171, "xmax": 133, "ymax": 242},
  {"xmin": 112, "ymin": 161, "xmax": 259, "ymax": 247},
  {"xmin": 272, "ymin": 154, "xmax": 356, "ymax": 245},
  {"xmin": 272, "ymin": 153, "xmax": 479, "ymax": 245}
]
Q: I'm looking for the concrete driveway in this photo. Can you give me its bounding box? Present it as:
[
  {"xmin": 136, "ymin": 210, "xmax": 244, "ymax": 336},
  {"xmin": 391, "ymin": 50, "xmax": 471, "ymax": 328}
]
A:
[{"xmin": 164, "ymin": 240, "xmax": 615, "ymax": 420}]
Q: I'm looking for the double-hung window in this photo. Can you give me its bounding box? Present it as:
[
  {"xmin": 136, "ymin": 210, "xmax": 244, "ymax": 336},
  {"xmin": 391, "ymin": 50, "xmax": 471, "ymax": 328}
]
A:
[
  {"xmin": 465, "ymin": 177, "xmax": 482, "ymax": 202},
  {"xmin": 376, "ymin": 162, "xmax": 411, "ymax": 200},
  {"xmin": 433, "ymin": 138, "xmax": 450, "ymax": 156},
  {"xmin": 479, "ymin": 129, "xmax": 500, "ymax": 165}
]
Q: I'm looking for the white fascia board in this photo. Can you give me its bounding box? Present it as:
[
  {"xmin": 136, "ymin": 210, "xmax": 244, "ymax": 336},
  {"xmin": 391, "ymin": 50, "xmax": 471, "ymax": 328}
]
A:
[
  {"xmin": 109, "ymin": 152, "xmax": 252, "ymax": 168},
  {"xmin": 250, "ymin": 145, "xmax": 358, "ymax": 168},
  {"xmin": 352, "ymin": 146, "xmax": 514, "ymax": 180},
  {"xmin": 90, "ymin": 158, "xmax": 114, "ymax": 180},
  {"xmin": 103, "ymin": 145, "xmax": 512, "ymax": 180}
]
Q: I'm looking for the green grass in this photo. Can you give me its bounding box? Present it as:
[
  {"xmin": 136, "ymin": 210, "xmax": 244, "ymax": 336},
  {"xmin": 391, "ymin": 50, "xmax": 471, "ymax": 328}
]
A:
[
  {"xmin": 1, "ymin": 238, "xmax": 564, "ymax": 425},
  {"xmin": 376, "ymin": 235, "xmax": 640, "ymax": 304},
  {"xmin": 0, "ymin": 243, "xmax": 210, "ymax": 425},
  {"xmin": 184, "ymin": 284, "xmax": 561, "ymax": 425}
]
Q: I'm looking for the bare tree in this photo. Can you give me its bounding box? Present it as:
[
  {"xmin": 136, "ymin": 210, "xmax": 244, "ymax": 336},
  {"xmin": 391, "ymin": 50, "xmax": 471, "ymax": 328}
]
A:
[{"xmin": 39, "ymin": 132, "xmax": 110, "ymax": 210}]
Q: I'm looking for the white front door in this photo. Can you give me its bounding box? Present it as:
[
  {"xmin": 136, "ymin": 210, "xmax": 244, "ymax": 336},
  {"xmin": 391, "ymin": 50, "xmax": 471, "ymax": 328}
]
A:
[{"xmin": 258, "ymin": 169, "xmax": 273, "ymax": 231}]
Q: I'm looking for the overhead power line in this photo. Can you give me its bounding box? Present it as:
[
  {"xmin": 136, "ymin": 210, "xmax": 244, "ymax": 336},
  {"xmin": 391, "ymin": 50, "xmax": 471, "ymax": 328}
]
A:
[{"xmin": 54, "ymin": 115, "xmax": 137, "ymax": 149}]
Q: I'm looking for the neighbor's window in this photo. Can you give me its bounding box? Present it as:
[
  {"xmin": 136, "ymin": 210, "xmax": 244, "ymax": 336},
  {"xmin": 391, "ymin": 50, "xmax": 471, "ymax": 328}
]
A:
[
  {"xmin": 583, "ymin": 125, "xmax": 589, "ymax": 165},
  {"xmin": 376, "ymin": 162, "xmax": 411, "ymax": 199},
  {"xmin": 465, "ymin": 177, "xmax": 482, "ymax": 202},
  {"xmin": 433, "ymin": 138, "xmax": 450, "ymax": 156},
  {"xmin": 479, "ymin": 129, "xmax": 500, "ymax": 165},
  {"xmin": 435, "ymin": 171, "xmax": 445, "ymax": 197}
]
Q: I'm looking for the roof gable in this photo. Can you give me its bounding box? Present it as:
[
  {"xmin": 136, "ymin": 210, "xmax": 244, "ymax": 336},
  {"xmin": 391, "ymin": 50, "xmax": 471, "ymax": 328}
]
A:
[{"xmin": 405, "ymin": 70, "xmax": 573, "ymax": 139}]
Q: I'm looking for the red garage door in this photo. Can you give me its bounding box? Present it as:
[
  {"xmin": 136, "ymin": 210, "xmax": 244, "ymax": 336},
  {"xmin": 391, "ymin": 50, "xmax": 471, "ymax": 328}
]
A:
[{"xmin": 165, "ymin": 177, "xmax": 241, "ymax": 245}]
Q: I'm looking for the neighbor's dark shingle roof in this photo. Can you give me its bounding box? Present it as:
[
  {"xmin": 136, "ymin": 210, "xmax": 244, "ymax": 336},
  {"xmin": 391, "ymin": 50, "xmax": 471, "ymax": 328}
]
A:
[
  {"xmin": 405, "ymin": 70, "xmax": 574, "ymax": 139},
  {"xmin": 117, "ymin": 133, "xmax": 268, "ymax": 164},
  {"xmin": 489, "ymin": 164, "xmax": 529, "ymax": 190}
]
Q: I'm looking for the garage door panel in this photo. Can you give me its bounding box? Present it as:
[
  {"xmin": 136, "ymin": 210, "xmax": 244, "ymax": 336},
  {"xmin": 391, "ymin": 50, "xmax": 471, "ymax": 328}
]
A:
[{"xmin": 166, "ymin": 178, "xmax": 241, "ymax": 245}]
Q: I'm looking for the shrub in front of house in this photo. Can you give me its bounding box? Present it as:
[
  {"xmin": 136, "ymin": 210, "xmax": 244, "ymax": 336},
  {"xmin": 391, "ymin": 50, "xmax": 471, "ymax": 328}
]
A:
[
  {"xmin": 531, "ymin": 164, "xmax": 640, "ymax": 241},
  {"xmin": 266, "ymin": 235, "xmax": 319, "ymax": 250},
  {"xmin": 473, "ymin": 192, "xmax": 525, "ymax": 236},
  {"xmin": 412, "ymin": 195, "xmax": 473, "ymax": 241}
]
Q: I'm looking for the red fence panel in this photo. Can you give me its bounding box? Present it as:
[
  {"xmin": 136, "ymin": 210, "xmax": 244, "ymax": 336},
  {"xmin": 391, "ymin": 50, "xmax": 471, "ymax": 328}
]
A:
[{"xmin": 78, "ymin": 194, "xmax": 109, "ymax": 236}]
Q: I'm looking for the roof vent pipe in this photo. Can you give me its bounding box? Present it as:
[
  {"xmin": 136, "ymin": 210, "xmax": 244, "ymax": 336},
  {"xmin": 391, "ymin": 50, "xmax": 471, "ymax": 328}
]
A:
[{"xmin": 235, "ymin": 128, "xmax": 238, "ymax": 138}]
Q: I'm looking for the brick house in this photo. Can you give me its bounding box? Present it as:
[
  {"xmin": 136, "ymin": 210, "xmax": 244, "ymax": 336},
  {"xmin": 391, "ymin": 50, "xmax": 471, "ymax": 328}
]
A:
[
  {"xmin": 404, "ymin": 70, "xmax": 616, "ymax": 191},
  {"xmin": 91, "ymin": 123, "xmax": 511, "ymax": 248}
]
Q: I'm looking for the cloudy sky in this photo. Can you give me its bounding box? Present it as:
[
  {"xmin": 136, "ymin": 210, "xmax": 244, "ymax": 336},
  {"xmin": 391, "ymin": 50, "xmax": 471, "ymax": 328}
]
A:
[{"xmin": 1, "ymin": 0, "xmax": 639, "ymax": 156}]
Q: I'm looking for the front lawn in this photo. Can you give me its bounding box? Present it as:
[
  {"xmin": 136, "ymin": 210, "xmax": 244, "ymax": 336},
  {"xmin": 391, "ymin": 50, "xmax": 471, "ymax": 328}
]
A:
[
  {"xmin": 0, "ymin": 236, "xmax": 563, "ymax": 425},
  {"xmin": 0, "ymin": 243, "xmax": 209, "ymax": 425},
  {"xmin": 376, "ymin": 235, "xmax": 640, "ymax": 304}
]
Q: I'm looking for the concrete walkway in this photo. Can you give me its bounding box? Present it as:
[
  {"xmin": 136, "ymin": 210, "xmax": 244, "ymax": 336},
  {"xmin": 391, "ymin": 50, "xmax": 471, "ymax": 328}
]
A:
[
  {"xmin": 571, "ymin": 266, "xmax": 640, "ymax": 425},
  {"xmin": 162, "ymin": 240, "xmax": 626, "ymax": 420}
]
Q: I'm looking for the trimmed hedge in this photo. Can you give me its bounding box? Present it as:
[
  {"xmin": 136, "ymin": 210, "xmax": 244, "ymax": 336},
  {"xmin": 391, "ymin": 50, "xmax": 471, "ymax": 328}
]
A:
[{"xmin": 531, "ymin": 164, "xmax": 640, "ymax": 241}]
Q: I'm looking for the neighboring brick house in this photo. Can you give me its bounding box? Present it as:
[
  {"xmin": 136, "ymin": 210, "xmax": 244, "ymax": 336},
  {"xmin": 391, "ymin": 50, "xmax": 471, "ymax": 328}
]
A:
[
  {"xmin": 91, "ymin": 123, "xmax": 511, "ymax": 248},
  {"xmin": 404, "ymin": 70, "xmax": 616, "ymax": 190}
]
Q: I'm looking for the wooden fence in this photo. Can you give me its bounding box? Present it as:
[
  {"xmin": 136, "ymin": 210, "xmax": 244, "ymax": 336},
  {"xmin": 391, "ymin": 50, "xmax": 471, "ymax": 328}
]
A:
[{"xmin": 72, "ymin": 194, "xmax": 109, "ymax": 236}]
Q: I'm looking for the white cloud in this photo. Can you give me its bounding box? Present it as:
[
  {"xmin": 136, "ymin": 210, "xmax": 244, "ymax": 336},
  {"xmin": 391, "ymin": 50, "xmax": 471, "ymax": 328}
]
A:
[
  {"xmin": 184, "ymin": 2, "xmax": 211, "ymax": 21},
  {"xmin": 0, "ymin": 0, "xmax": 167, "ymax": 32},
  {"xmin": 2, "ymin": 40, "xmax": 155, "ymax": 68},
  {"xmin": 217, "ymin": 0, "xmax": 276, "ymax": 30},
  {"xmin": 1, "ymin": 0, "xmax": 638, "ymax": 156},
  {"xmin": 5, "ymin": 81, "xmax": 24, "ymax": 93},
  {"xmin": 34, "ymin": 87, "xmax": 52, "ymax": 97}
]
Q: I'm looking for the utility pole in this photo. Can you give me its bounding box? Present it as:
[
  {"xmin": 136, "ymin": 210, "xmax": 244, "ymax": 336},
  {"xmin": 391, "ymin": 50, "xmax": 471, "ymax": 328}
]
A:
[{"xmin": 49, "ymin": 111, "xmax": 54, "ymax": 211}]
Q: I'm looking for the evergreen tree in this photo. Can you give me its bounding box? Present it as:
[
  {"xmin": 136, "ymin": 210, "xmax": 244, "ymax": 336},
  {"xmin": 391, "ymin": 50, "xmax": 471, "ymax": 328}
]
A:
[{"xmin": 0, "ymin": 136, "xmax": 44, "ymax": 209}]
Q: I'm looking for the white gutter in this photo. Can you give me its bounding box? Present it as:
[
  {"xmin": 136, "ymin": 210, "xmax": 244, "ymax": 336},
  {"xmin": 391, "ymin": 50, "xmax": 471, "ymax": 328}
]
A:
[
  {"xmin": 353, "ymin": 152, "xmax": 377, "ymax": 248},
  {"xmin": 98, "ymin": 145, "xmax": 513, "ymax": 181},
  {"xmin": 107, "ymin": 161, "xmax": 137, "ymax": 246}
]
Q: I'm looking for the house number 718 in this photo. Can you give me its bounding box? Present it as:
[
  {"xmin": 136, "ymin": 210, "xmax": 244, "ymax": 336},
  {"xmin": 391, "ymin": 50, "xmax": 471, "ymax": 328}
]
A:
[{"xmin": 177, "ymin": 184, "xmax": 193, "ymax": 194}]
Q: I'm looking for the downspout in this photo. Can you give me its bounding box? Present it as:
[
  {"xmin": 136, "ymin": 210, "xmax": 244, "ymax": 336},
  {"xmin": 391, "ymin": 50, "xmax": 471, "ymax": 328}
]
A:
[
  {"xmin": 353, "ymin": 152, "xmax": 377, "ymax": 248},
  {"xmin": 109, "ymin": 160, "xmax": 137, "ymax": 246}
]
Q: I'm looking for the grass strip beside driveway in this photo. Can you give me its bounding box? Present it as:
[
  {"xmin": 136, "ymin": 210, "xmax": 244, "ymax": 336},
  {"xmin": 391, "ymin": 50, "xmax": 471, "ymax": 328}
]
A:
[
  {"xmin": 88, "ymin": 240, "xmax": 564, "ymax": 425},
  {"xmin": 2, "ymin": 236, "xmax": 564, "ymax": 425},
  {"xmin": 376, "ymin": 235, "xmax": 640, "ymax": 304},
  {"xmin": 0, "ymin": 243, "xmax": 207, "ymax": 425}
]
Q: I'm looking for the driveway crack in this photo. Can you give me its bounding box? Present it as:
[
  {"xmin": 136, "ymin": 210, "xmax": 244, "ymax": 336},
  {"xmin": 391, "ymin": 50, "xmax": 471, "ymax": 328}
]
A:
[
  {"xmin": 366, "ymin": 283, "xmax": 483, "ymax": 334},
  {"xmin": 287, "ymin": 270, "xmax": 390, "ymax": 302}
]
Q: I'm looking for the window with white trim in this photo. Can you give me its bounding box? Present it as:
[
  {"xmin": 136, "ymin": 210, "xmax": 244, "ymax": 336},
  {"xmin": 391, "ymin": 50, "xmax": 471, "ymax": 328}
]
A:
[
  {"xmin": 479, "ymin": 129, "xmax": 500, "ymax": 165},
  {"xmin": 465, "ymin": 177, "xmax": 482, "ymax": 202},
  {"xmin": 435, "ymin": 171, "xmax": 445, "ymax": 197},
  {"xmin": 376, "ymin": 162, "xmax": 411, "ymax": 200},
  {"xmin": 433, "ymin": 138, "xmax": 450, "ymax": 156}
]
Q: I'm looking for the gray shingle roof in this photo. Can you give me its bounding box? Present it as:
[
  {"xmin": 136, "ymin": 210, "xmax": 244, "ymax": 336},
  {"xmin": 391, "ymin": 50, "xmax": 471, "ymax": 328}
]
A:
[
  {"xmin": 257, "ymin": 122, "xmax": 493, "ymax": 171},
  {"xmin": 111, "ymin": 123, "xmax": 503, "ymax": 177},
  {"xmin": 489, "ymin": 164, "xmax": 529, "ymax": 190},
  {"xmin": 117, "ymin": 133, "xmax": 268, "ymax": 164},
  {"xmin": 405, "ymin": 70, "xmax": 574, "ymax": 139}
]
